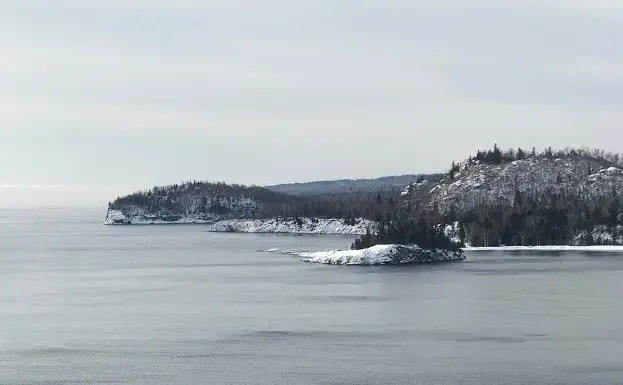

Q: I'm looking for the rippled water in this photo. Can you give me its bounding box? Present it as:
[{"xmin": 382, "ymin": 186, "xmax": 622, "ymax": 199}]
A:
[{"xmin": 2, "ymin": 208, "xmax": 623, "ymax": 384}]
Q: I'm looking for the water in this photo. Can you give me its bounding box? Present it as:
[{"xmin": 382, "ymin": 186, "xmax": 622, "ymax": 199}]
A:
[{"xmin": 2, "ymin": 208, "xmax": 623, "ymax": 384}]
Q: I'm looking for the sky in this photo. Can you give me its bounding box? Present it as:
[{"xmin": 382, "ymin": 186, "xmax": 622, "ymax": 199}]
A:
[{"xmin": 1, "ymin": 0, "xmax": 623, "ymax": 207}]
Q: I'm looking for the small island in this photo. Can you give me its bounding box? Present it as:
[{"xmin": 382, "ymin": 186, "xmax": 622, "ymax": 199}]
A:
[
  {"xmin": 300, "ymin": 244, "xmax": 465, "ymax": 266},
  {"xmin": 301, "ymin": 212, "xmax": 465, "ymax": 265}
]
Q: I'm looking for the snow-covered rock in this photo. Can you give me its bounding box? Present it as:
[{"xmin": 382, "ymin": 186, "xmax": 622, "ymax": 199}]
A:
[
  {"xmin": 103, "ymin": 209, "xmax": 129, "ymax": 224},
  {"xmin": 425, "ymin": 156, "xmax": 623, "ymax": 214},
  {"xmin": 103, "ymin": 209, "xmax": 376, "ymax": 235},
  {"xmin": 103, "ymin": 208, "xmax": 219, "ymax": 225},
  {"xmin": 298, "ymin": 244, "xmax": 466, "ymax": 265},
  {"xmin": 206, "ymin": 218, "xmax": 376, "ymax": 235}
]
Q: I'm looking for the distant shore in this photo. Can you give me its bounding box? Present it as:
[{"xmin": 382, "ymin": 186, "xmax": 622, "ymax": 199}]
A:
[{"xmin": 104, "ymin": 209, "xmax": 375, "ymax": 235}]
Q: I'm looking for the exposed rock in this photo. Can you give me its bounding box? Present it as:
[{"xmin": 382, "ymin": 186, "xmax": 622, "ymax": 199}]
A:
[
  {"xmin": 103, "ymin": 209, "xmax": 376, "ymax": 235},
  {"xmin": 298, "ymin": 244, "xmax": 465, "ymax": 265},
  {"xmin": 417, "ymin": 157, "xmax": 623, "ymax": 214}
]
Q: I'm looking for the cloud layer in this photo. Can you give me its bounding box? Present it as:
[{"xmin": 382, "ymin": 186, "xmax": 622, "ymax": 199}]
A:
[{"xmin": 1, "ymin": 0, "xmax": 622, "ymax": 206}]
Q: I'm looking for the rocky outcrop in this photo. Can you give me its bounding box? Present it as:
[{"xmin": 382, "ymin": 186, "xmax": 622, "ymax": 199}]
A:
[
  {"xmin": 413, "ymin": 156, "xmax": 623, "ymax": 214},
  {"xmin": 298, "ymin": 244, "xmax": 466, "ymax": 265}
]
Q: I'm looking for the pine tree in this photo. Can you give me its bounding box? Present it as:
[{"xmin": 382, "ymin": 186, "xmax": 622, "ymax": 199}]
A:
[
  {"xmin": 459, "ymin": 224, "xmax": 466, "ymax": 245},
  {"xmin": 608, "ymin": 191, "xmax": 620, "ymax": 232},
  {"xmin": 517, "ymin": 147, "xmax": 526, "ymax": 160},
  {"xmin": 491, "ymin": 143, "xmax": 503, "ymax": 165}
]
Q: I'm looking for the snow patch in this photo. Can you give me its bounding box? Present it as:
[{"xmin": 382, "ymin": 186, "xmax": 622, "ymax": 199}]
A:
[
  {"xmin": 260, "ymin": 248, "xmax": 282, "ymax": 253},
  {"xmin": 441, "ymin": 221, "xmax": 461, "ymax": 244},
  {"xmin": 103, "ymin": 209, "xmax": 129, "ymax": 224},
  {"xmin": 575, "ymin": 225, "xmax": 623, "ymax": 245}
]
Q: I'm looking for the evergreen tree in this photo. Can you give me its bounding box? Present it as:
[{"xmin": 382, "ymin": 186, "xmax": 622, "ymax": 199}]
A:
[
  {"xmin": 517, "ymin": 147, "xmax": 526, "ymax": 160},
  {"xmin": 608, "ymin": 190, "xmax": 620, "ymax": 231},
  {"xmin": 492, "ymin": 144, "xmax": 503, "ymax": 165}
]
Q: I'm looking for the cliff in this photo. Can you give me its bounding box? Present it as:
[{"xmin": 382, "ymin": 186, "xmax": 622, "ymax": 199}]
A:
[{"xmin": 424, "ymin": 156, "xmax": 623, "ymax": 215}]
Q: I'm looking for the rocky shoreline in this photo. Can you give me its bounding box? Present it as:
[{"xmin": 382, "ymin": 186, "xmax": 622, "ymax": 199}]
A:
[
  {"xmin": 104, "ymin": 209, "xmax": 375, "ymax": 235},
  {"xmin": 298, "ymin": 244, "xmax": 466, "ymax": 265}
]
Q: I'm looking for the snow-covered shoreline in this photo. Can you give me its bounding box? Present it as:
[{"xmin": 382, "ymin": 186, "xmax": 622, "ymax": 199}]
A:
[
  {"xmin": 104, "ymin": 209, "xmax": 375, "ymax": 235},
  {"xmin": 298, "ymin": 244, "xmax": 466, "ymax": 265},
  {"xmin": 206, "ymin": 218, "xmax": 374, "ymax": 235},
  {"xmin": 465, "ymin": 245, "xmax": 623, "ymax": 252}
]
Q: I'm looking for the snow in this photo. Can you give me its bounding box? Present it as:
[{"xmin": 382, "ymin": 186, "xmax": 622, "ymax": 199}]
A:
[
  {"xmin": 298, "ymin": 244, "xmax": 466, "ymax": 265},
  {"xmin": 260, "ymin": 248, "xmax": 282, "ymax": 253},
  {"xmin": 442, "ymin": 221, "xmax": 461, "ymax": 244},
  {"xmin": 103, "ymin": 210, "xmax": 217, "ymax": 225},
  {"xmin": 425, "ymin": 156, "xmax": 623, "ymax": 214},
  {"xmin": 103, "ymin": 210, "xmax": 376, "ymax": 235},
  {"xmin": 103, "ymin": 209, "xmax": 129, "ymax": 224},
  {"xmin": 206, "ymin": 218, "xmax": 375, "ymax": 235},
  {"xmin": 575, "ymin": 225, "xmax": 623, "ymax": 245},
  {"xmin": 401, "ymin": 179, "xmax": 429, "ymax": 196},
  {"xmin": 299, "ymin": 245, "xmax": 396, "ymax": 265},
  {"xmin": 465, "ymin": 246, "xmax": 623, "ymax": 252}
]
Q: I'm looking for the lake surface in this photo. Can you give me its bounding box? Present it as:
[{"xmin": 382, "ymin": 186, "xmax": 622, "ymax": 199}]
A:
[{"xmin": 2, "ymin": 208, "xmax": 623, "ymax": 385}]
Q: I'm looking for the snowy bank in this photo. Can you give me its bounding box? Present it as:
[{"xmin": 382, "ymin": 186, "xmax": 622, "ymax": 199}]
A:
[
  {"xmin": 465, "ymin": 246, "xmax": 623, "ymax": 253},
  {"xmin": 103, "ymin": 209, "xmax": 219, "ymax": 225},
  {"xmin": 298, "ymin": 244, "xmax": 466, "ymax": 265},
  {"xmin": 206, "ymin": 218, "xmax": 374, "ymax": 235},
  {"xmin": 103, "ymin": 209, "xmax": 375, "ymax": 235}
]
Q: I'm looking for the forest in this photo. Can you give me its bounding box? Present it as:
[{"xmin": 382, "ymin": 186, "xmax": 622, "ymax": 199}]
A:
[
  {"xmin": 451, "ymin": 189, "xmax": 622, "ymax": 247},
  {"xmin": 352, "ymin": 146, "xmax": 623, "ymax": 248},
  {"xmin": 109, "ymin": 180, "xmax": 405, "ymax": 223},
  {"xmin": 110, "ymin": 146, "xmax": 623, "ymax": 248}
]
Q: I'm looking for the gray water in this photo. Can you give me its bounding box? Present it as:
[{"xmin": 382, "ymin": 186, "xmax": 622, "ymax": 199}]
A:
[{"xmin": 2, "ymin": 209, "xmax": 623, "ymax": 385}]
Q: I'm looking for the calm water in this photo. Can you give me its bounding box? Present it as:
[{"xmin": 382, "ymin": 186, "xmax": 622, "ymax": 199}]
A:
[{"xmin": 2, "ymin": 208, "xmax": 623, "ymax": 384}]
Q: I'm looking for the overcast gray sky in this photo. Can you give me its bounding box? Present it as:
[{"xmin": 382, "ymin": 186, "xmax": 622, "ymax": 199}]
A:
[{"xmin": 1, "ymin": 0, "xmax": 622, "ymax": 207}]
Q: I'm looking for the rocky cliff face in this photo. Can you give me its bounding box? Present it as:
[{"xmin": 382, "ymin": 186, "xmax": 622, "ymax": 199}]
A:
[
  {"xmin": 418, "ymin": 156, "xmax": 623, "ymax": 214},
  {"xmin": 104, "ymin": 195, "xmax": 261, "ymax": 225}
]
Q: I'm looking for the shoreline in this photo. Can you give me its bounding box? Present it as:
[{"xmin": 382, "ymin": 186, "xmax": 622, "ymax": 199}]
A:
[
  {"xmin": 104, "ymin": 210, "xmax": 375, "ymax": 235},
  {"xmin": 465, "ymin": 245, "xmax": 623, "ymax": 252}
]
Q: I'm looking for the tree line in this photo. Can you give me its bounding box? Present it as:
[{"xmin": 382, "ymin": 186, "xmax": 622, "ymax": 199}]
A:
[
  {"xmin": 472, "ymin": 145, "xmax": 622, "ymax": 167},
  {"xmin": 109, "ymin": 180, "xmax": 407, "ymax": 222},
  {"xmin": 447, "ymin": 145, "xmax": 622, "ymax": 179},
  {"xmin": 449, "ymin": 189, "xmax": 622, "ymax": 246},
  {"xmin": 352, "ymin": 187, "xmax": 622, "ymax": 249}
]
